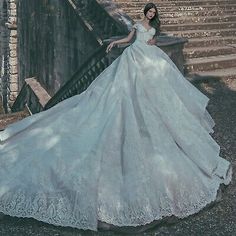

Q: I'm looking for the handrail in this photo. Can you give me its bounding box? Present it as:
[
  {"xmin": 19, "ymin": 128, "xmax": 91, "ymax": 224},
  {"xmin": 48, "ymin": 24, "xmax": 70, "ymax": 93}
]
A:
[
  {"xmin": 44, "ymin": 44, "xmax": 110, "ymax": 110},
  {"xmin": 45, "ymin": 0, "xmax": 131, "ymax": 110},
  {"xmin": 68, "ymin": 0, "xmax": 130, "ymax": 42}
]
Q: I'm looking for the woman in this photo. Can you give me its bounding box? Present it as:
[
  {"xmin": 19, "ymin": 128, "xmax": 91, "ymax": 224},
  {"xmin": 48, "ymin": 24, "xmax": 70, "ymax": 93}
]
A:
[
  {"xmin": 0, "ymin": 3, "xmax": 232, "ymax": 232},
  {"xmin": 106, "ymin": 2, "xmax": 160, "ymax": 52}
]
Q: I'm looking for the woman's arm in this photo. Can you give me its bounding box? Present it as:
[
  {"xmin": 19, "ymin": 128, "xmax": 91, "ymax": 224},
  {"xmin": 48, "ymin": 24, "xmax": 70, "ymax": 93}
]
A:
[
  {"xmin": 147, "ymin": 36, "xmax": 157, "ymax": 45},
  {"xmin": 106, "ymin": 29, "xmax": 136, "ymax": 53}
]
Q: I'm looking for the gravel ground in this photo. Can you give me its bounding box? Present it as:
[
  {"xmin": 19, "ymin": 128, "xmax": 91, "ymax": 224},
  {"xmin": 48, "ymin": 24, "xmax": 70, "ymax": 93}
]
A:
[{"xmin": 0, "ymin": 78, "xmax": 235, "ymax": 236}]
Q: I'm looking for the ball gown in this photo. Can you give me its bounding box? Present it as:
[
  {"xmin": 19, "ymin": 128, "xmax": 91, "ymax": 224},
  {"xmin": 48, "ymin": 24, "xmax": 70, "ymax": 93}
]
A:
[{"xmin": 0, "ymin": 22, "xmax": 232, "ymax": 231}]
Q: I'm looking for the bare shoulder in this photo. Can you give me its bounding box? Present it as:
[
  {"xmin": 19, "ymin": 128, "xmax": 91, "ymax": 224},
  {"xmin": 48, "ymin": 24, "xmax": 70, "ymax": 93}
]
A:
[{"xmin": 132, "ymin": 21, "xmax": 141, "ymax": 29}]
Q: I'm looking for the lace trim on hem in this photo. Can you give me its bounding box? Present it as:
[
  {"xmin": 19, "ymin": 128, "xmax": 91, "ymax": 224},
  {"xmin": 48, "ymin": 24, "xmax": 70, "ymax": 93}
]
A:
[
  {"xmin": 98, "ymin": 169, "xmax": 232, "ymax": 227},
  {"xmin": 0, "ymin": 163, "xmax": 231, "ymax": 231}
]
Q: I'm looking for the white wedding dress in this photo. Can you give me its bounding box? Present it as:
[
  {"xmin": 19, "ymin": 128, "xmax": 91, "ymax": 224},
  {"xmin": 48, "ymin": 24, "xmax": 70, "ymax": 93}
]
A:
[{"xmin": 0, "ymin": 22, "xmax": 232, "ymax": 231}]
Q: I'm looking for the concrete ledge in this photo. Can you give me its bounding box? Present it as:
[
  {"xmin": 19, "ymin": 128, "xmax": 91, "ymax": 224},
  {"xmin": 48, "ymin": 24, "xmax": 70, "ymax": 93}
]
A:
[
  {"xmin": 12, "ymin": 77, "xmax": 51, "ymax": 114},
  {"xmin": 24, "ymin": 78, "xmax": 51, "ymax": 108}
]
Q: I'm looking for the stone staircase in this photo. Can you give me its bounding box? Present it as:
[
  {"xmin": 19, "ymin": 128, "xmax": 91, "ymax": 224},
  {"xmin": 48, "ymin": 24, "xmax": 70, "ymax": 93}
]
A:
[{"xmin": 113, "ymin": 0, "xmax": 236, "ymax": 80}]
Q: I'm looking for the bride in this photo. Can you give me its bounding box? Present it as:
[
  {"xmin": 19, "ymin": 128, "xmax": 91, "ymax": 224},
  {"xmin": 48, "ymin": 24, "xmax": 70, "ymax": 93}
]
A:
[{"xmin": 0, "ymin": 2, "xmax": 232, "ymax": 232}]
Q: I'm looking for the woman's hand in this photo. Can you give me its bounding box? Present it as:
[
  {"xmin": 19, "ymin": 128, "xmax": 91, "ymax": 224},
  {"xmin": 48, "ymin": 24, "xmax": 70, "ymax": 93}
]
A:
[
  {"xmin": 147, "ymin": 38, "xmax": 157, "ymax": 46},
  {"xmin": 106, "ymin": 41, "xmax": 116, "ymax": 53}
]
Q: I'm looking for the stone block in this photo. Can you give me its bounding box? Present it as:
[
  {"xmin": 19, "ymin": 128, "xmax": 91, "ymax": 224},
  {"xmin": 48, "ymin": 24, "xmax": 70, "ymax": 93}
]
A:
[
  {"xmin": 9, "ymin": 3, "xmax": 17, "ymax": 10},
  {"xmin": 10, "ymin": 30, "xmax": 17, "ymax": 37},
  {"xmin": 9, "ymin": 74, "xmax": 18, "ymax": 83},
  {"xmin": 9, "ymin": 64, "xmax": 18, "ymax": 74},
  {"xmin": 9, "ymin": 9, "xmax": 16, "ymax": 17},
  {"xmin": 8, "ymin": 17, "xmax": 17, "ymax": 24},
  {"xmin": 9, "ymin": 37, "xmax": 17, "ymax": 44},
  {"xmin": 9, "ymin": 50, "xmax": 17, "ymax": 58},
  {"xmin": 9, "ymin": 58, "xmax": 17, "ymax": 67},
  {"xmin": 9, "ymin": 82, "xmax": 18, "ymax": 92},
  {"xmin": 9, "ymin": 92, "xmax": 18, "ymax": 102},
  {"xmin": 9, "ymin": 43, "xmax": 17, "ymax": 50}
]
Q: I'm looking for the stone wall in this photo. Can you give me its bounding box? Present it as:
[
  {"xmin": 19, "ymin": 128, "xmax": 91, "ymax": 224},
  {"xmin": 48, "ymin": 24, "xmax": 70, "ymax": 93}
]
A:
[
  {"xmin": 0, "ymin": 0, "xmax": 18, "ymax": 111},
  {"xmin": 17, "ymin": 0, "xmax": 100, "ymax": 97}
]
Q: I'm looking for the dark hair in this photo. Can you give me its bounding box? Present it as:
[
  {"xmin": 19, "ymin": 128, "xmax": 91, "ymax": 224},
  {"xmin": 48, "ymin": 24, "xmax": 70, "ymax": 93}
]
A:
[{"xmin": 144, "ymin": 3, "xmax": 161, "ymax": 36}]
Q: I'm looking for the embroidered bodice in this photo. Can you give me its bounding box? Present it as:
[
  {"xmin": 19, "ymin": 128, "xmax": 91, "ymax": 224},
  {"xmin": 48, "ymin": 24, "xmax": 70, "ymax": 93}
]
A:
[{"xmin": 133, "ymin": 22, "xmax": 156, "ymax": 43}]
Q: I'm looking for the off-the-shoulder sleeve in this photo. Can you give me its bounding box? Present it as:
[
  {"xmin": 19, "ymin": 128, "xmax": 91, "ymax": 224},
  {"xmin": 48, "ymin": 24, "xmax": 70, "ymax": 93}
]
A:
[{"xmin": 132, "ymin": 23, "xmax": 138, "ymax": 30}]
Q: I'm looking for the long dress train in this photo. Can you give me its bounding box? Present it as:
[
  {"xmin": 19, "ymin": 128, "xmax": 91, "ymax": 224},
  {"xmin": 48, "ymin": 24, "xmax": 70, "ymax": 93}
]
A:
[{"xmin": 0, "ymin": 22, "xmax": 232, "ymax": 231}]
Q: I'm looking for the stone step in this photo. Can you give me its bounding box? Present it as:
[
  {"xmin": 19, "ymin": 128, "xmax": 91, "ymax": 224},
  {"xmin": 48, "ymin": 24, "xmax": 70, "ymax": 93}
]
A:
[
  {"xmin": 129, "ymin": 9, "xmax": 236, "ymax": 19},
  {"xmin": 167, "ymin": 28, "xmax": 236, "ymax": 38},
  {"xmin": 185, "ymin": 36, "xmax": 236, "ymax": 48},
  {"xmin": 184, "ymin": 45, "xmax": 236, "ymax": 59},
  {"xmin": 161, "ymin": 15, "xmax": 236, "ymax": 25},
  {"xmin": 187, "ymin": 68, "xmax": 236, "ymax": 81},
  {"xmin": 114, "ymin": 0, "xmax": 236, "ymax": 79},
  {"xmin": 115, "ymin": 0, "xmax": 236, "ymax": 7},
  {"xmin": 123, "ymin": 4, "xmax": 236, "ymax": 13},
  {"xmin": 162, "ymin": 21, "xmax": 236, "ymax": 31},
  {"xmin": 185, "ymin": 54, "xmax": 236, "ymax": 73},
  {"xmin": 161, "ymin": 9, "xmax": 236, "ymax": 18}
]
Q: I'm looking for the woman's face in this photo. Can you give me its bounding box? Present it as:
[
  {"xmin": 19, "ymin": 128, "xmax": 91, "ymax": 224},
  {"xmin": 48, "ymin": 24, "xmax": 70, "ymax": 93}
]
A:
[{"xmin": 145, "ymin": 8, "xmax": 156, "ymax": 20}]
